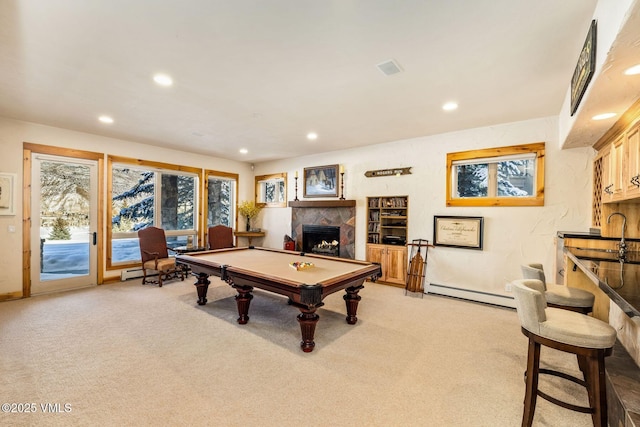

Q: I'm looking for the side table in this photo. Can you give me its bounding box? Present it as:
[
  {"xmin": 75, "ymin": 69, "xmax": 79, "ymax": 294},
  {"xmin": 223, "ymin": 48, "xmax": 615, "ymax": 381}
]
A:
[{"xmin": 234, "ymin": 231, "xmax": 265, "ymax": 246}]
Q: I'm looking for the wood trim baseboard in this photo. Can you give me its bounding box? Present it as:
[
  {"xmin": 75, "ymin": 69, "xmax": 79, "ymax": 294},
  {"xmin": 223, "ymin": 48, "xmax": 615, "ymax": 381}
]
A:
[{"xmin": 0, "ymin": 291, "xmax": 24, "ymax": 302}]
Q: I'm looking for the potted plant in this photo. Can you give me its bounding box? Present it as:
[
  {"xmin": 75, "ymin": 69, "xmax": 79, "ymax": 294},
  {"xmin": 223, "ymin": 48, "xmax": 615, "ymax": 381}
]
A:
[{"xmin": 238, "ymin": 200, "xmax": 262, "ymax": 231}]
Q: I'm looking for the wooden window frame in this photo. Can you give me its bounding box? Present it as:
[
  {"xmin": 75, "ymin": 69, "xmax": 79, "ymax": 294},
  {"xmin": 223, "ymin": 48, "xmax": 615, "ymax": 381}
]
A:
[
  {"xmin": 107, "ymin": 156, "xmax": 201, "ymax": 270},
  {"xmin": 204, "ymin": 169, "xmax": 239, "ymax": 236},
  {"xmin": 446, "ymin": 142, "xmax": 545, "ymax": 207},
  {"xmin": 255, "ymin": 173, "xmax": 287, "ymax": 207}
]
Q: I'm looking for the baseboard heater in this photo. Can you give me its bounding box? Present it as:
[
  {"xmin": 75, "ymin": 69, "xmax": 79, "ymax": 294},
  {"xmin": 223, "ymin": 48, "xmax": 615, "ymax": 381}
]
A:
[
  {"xmin": 120, "ymin": 267, "xmax": 148, "ymax": 281},
  {"xmin": 427, "ymin": 283, "xmax": 515, "ymax": 309}
]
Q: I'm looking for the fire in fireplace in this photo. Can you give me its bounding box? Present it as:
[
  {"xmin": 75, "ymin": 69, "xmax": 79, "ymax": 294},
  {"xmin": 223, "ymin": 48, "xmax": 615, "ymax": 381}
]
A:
[{"xmin": 302, "ymin": 225, "xmax": 340, "ymax": 257}]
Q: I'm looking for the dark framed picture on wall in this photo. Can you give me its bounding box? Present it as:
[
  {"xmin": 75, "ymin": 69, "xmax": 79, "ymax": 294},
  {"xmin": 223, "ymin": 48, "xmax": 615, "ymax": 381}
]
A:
[
  {"xmin": 570, "ymin": 19, "xmax": 597, "ymax": 116},
  {"xmin": 433, "ymin": 216, "xmax": 484, "ymax": 250},
  {"xmin": 303, "ymin": 164, "xmax": 339, "ymax": 198}
]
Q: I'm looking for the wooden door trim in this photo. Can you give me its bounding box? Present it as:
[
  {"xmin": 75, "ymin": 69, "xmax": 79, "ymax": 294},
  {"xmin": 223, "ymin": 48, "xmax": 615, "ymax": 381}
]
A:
[{"xmin": 22, "ymin": 143, "xmax": 104, "ymax": 298}]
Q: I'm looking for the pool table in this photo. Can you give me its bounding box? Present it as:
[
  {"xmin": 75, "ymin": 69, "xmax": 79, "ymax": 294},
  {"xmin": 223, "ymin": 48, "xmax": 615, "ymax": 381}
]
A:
[{"xmin": 176, "ymin": 246, "xmax": 381, "ymax": 352}]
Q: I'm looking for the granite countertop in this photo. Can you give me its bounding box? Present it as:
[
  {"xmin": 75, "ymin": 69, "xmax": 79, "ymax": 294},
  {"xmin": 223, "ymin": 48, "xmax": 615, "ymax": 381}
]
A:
[
  {"xmin": 557, "ymin": 230, "xmax": 602, "ymax": 238},
  {"xmin": 564, "ymin": 247, "xmax": 640, "ymax": 319},
  {"xmin": 557, "ymin": 230, "xmax": 640, "ymax": 242},
  {"xmin": 564, "ymin": 243, "xmax": 640, "ymax": 424}
]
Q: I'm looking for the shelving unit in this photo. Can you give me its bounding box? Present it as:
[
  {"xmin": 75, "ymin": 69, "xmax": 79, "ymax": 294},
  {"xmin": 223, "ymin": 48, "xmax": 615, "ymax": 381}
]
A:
[
  {"xmin": 367, "ymin": 196, "xmax": 408, "ymax": 245},
  {"xmin": 366, "ymin": 196, "xmax": 408, "ymax": 286}
]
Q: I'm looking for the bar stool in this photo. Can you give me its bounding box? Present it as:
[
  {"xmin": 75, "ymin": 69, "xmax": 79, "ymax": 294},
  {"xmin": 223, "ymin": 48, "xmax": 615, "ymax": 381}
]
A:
[
  {"xmin": 521, "ymin": 263, "xmax": 594, "ymax": 314},
  {"xmin": 511, "ymin": 279, "xmax": 616, "ymax": 427}
]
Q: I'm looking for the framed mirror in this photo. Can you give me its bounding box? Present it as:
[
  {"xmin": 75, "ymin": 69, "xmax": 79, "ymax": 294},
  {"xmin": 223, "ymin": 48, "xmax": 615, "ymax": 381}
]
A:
[{"xmin": 255, "ymin": 173, "xmax": 287, "ymax": 207}]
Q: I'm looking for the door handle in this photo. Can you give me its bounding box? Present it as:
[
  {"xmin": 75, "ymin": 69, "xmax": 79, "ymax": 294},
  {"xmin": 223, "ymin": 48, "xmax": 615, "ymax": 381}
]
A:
[{"xmin": 92, "ymin": 232, "xmax": 97, "ymax": 246}]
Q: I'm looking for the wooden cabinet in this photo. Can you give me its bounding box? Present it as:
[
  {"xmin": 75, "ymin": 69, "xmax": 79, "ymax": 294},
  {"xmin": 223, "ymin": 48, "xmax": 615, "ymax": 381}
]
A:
[
  {"xmin": 366, "ymin": 196, "xmax": 408, "ymax": 286},
  {"xmin": 597, "ymin": 122, "xmax": 640, "ymax": 203},
  {"xmin": 366, "ymin": 243, "xmax": 407, "ymax": 286},
  {"xmin": 592, "ymin": 103, "xmax": 640, "ymax": 235},
  {"xmin": 610, "ymin": 135, "xmax": 625, "ymax": 201},
  {"xmin": 624, "ymin": 123, "xmax": 640, "ymax": 198},
  {"xmin": 599, "ymin": 147, "xmax": 613, "ymax": 203}
]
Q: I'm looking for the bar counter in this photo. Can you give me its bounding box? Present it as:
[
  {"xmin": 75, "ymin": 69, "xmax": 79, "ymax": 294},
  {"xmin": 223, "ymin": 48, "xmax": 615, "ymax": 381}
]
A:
[
  {"xmin": 564, "ymin": 247, "xmax": 640, "ymax": 320},
  {"xmin": 564, "ymin": 247, "xmax": 640, "ymax": 425}
]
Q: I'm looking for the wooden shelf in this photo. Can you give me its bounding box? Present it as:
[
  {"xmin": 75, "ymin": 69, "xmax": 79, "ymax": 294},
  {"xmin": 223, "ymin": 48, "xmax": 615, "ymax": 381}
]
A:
[
  {"xmin": 288, "ymin": 200, "xmax": 355, "ymax": 208},
  {"xmin": 366, "ymin": 196, "xmax": 408, "ymax": 285},
  {"xmin": 366, "ymin": 196, "xmax": 408, "ymax": 245}
]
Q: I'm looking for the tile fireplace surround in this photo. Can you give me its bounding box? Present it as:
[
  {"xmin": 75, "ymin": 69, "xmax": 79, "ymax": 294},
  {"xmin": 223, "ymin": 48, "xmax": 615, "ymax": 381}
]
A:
[{"xmin": 289, "ymin": 200, "xmax": 356, "ymax": 259}]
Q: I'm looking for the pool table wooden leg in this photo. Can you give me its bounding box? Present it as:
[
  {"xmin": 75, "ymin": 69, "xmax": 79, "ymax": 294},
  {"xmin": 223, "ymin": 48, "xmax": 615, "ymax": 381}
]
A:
[
  {"xmin": 233, "ymin": 285, "xmax": 254, "ymax": 324},
  {"xmin": 297, "ymin": 308, "xmax": 320, "ymax": 352},
  {"xmin": 343, "ymin": 284, "xmax": 364, "ymax": 324},
  {"xmin": 194, "ymin": 273, "xmax": 210, "ymax": 305}
]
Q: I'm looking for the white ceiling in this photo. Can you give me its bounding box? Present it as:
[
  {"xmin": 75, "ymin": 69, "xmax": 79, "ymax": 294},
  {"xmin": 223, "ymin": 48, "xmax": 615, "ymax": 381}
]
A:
[{"xmin": 1, "ymin": 0, "xmax": 635, "ymax": 163}]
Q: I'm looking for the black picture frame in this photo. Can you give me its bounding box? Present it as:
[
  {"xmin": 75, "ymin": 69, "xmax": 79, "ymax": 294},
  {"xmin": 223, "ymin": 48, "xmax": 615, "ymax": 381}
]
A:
[
  {"xmin": 433, "ymin": 216, "xmax": 484, "ymax": 250},
  {"xmin": 570, "ymin": 20, "xmax": 597, "ymax": 116},
  {"xmin": 303, "ymin": 164, "xmax": 339, "ymax": 198}
]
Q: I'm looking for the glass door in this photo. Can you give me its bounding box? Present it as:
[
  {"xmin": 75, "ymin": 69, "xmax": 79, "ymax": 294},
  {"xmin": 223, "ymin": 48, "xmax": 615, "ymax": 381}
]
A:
[{"xmin": 30, "ymin": 155, "xmax": 98, "ymax": 294}]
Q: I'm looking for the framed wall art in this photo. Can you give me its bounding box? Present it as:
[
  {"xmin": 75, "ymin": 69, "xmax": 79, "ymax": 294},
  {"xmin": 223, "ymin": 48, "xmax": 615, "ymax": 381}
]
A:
[
  {"xmin": 303, "ymin": 164, "xmax": 339, "ymax": 198},
  {"xmin": 570, "ymin": 19, "xmax": 597, "ymax": 116},
  {"xmin": 0, "ymin": 172, "xmax": 16, "ymax": 216},
  {"xmin": 433, "ymin": 216, "xmax": 483, "ymax": 250}
]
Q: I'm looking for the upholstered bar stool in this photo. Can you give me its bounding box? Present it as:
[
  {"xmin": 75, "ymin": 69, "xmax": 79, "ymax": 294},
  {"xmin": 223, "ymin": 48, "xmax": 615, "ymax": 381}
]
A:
[
  {"xmin": 521, "ymin": 263, "xmax": 594, "ymax": 314},
  {"xmin": 511, "ymin": 279, "xmax": 616, "ymax": 427}
]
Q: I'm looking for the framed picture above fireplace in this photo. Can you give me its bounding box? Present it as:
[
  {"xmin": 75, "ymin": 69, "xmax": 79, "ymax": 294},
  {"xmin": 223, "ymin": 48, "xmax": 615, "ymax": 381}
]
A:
[{"xmin": 303, "ymin": 164, "xmax": 339, "ymax": 198}]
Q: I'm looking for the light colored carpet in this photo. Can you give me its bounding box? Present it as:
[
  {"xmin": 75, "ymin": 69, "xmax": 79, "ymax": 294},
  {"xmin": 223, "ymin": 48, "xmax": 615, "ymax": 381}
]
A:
[{"xmin": 1, "ymin": 278, "xmax": 595, "ymax": 426}]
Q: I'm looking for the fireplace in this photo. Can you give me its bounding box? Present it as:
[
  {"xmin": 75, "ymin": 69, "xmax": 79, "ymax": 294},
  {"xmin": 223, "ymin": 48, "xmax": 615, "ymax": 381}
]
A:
[
  {"xmin": 289, "ymin": 200, "xmax": 356, "ymax": 259},
  {"xmin": 303, "ymin": 225, "xmax": 340, "ymax": 257}
]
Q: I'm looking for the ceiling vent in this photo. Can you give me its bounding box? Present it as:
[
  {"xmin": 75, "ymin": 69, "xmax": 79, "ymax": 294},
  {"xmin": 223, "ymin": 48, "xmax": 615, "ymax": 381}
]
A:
[{"xmin": 376, "ymin": 59, "xmax": 403, "ymax": 76}]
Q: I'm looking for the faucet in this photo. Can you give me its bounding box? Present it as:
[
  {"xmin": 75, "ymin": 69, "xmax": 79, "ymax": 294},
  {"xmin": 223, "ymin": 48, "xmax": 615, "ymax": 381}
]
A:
[{"xmin": 607, "ymin": 212, "xmax": 627, "ymax": 261}]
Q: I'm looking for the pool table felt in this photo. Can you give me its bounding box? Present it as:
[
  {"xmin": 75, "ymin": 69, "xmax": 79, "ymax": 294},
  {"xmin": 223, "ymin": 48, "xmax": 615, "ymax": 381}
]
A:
[{"xmin": 183, "ymin": 249, "xmax": 369, "ymax": 286}]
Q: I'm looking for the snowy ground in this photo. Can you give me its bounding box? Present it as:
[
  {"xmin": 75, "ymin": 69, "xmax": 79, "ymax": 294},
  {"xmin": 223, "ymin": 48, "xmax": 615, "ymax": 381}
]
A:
[
  {"xmin": 42, "ymin": 240, "xmax": 141, "ymax": 273},
  {"xmin": 40, "ymin": 227, "xmax": 185, "ymax": 275},
  {"xmin": 41, "ymin": 227, "xmax": 139, "ymax": 274}
]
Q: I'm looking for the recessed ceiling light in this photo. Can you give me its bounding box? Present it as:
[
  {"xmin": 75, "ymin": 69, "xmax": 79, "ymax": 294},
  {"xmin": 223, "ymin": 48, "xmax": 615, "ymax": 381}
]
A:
[
  {"xmin": 307, "ymin": 132, "xmax": 318, "ymax": 140},
  {"xmin": 592, "ymin": 112, "xmax": 617, "ymax": 121},
  {"xmin": 442, "ymin": 102, "xmax": 458, "ymax": 111},
  {"xmin": 624, "ymin": 64, "xmax": 640, "ymax": 75},
  {"xmin": 98, "ymin": 115, "xmax": 114, "ymax": 124},
  {"xmin": 239, "ymin": 148, "xmax": 248, "ymax": 154},
  {"xmin": 153, "ymin": 73, "xmax": 173, "ymax": 86}
]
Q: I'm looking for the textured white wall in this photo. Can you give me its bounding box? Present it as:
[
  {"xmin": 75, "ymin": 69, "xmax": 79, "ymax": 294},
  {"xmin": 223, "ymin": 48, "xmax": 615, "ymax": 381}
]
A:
[
  {"xmin": 0, "ymin": 115, "xmax": 594, "ymax": 301},
  {"xmin": 255, "ymin": 116, "xmax": 595, "ymax": 299}
]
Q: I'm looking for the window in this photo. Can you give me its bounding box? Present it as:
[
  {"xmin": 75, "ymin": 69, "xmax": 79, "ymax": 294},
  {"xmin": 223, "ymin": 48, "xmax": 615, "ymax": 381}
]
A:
[
  {"xmin": 108, "ymin": 156, "xmax": 200, "ymax": 268},
  {"xmin": 446, "ymin": 142, "xmax": 544, "ymax": 207},
  {"xmin": 205, "ymin": 170, "xmax": 238, "ymax": 228},
  {"xmin": 255, "ymin": 173, "xmax": 287, "ymax": 207}
]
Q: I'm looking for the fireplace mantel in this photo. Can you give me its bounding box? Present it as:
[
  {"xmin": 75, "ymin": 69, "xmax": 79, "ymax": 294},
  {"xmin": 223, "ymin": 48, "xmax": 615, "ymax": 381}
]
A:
[{"xmin": 288, "ymin": 200, "xmax": 355, "ymax": 208}]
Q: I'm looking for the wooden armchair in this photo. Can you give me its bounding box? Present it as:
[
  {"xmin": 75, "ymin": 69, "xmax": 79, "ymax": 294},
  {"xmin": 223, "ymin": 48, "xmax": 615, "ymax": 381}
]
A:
[
  {"xmin": 138, "ymin": 226, "xmax": 184, "ymax": 287},
  {"xmin": 207, "ymin": 225, "xmax": 234, "ymax": 250}
]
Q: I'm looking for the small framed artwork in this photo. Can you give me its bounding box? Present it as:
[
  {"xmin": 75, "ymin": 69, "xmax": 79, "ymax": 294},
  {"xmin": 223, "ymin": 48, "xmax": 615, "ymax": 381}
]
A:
[
  {"xmin": 0, "ymin": 172, "xmax": 16, "ymax": 216},
  {"xmin": 433, "ymin": 216, "xmax": 484, "ymax": 250},
  {"xmin": 303, "ymin": 164, "xmax": 339, "ymax": 198}
]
